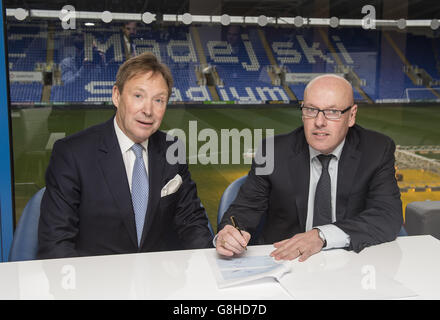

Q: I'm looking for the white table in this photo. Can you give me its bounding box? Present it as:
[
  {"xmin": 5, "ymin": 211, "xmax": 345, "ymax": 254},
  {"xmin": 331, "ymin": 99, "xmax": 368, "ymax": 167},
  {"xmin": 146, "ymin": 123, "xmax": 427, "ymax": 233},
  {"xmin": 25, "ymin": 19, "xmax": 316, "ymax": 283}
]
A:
[{"xmin": 0, "ymin": 235, "xmax": 439, "ymax": 300}]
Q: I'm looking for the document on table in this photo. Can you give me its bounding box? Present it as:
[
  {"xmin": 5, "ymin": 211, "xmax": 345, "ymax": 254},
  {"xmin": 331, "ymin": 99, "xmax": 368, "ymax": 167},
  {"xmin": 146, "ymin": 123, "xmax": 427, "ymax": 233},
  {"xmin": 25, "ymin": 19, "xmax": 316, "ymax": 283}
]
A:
[
  {"xmin": 278, "ymin": 249, "xmax": 418, "ymax": 300},
  {"xmin": 279, "ymin": 268, "xmax": 417, "ymax": 299},
  {"xmin": 207, "ymin": 251, "xmax": 294, "ymax": 289},
  {"xmin": 207, "ymin": 243, "xmax": 418, "ymax": 298}
]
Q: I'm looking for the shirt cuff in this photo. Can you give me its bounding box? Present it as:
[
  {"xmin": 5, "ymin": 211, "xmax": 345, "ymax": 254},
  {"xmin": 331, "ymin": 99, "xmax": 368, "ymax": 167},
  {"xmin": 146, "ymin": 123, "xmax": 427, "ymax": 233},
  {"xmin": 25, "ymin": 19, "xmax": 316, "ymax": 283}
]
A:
[
  {"xmin": 316, "ymin": 224, "xmax": 350, "ymax": 250},
  {"xmin": 212, "ymin": 234, "xmax": 219, "ymax": 248}
]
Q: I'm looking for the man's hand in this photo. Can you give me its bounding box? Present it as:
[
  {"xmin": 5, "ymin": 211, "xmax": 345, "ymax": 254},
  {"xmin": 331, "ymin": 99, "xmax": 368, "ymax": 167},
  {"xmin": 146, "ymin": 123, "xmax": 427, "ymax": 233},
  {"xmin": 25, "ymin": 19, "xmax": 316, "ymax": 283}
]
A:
[
  {"xmin": 270, "ymin": 228, "xmax": 325, "ymax": 262},
  {"xmin": 216, "ymin": 225, "xmax": 251, "ymax": 257}
]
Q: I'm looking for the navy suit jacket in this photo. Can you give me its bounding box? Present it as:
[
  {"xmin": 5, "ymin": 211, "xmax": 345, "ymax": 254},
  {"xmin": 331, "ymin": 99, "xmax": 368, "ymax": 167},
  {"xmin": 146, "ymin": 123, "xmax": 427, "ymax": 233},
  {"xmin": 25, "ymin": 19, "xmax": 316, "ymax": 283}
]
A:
[
  {"xmin": 219, "ymin": 124, "xmax": 403, "ymax": 253},
  {"xmin": 38, "ymin": 117, "xmax": 213, "ymax": 259}
]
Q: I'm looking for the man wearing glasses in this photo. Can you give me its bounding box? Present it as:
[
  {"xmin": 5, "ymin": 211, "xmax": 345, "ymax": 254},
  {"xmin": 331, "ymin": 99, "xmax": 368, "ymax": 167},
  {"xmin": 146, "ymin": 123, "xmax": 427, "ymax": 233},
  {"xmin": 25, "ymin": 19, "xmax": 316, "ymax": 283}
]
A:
[{"xmin": 216, "ymin": 74, "xmax": 402, "ymax": 261}]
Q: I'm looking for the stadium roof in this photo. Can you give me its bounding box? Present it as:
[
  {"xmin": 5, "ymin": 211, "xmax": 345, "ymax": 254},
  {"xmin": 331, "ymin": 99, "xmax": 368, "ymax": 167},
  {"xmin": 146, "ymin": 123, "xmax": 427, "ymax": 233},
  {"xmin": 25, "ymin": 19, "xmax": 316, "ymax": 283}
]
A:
[{"xmin": 4, "ymin": 0, "xmax": 440, "ymax": 19}]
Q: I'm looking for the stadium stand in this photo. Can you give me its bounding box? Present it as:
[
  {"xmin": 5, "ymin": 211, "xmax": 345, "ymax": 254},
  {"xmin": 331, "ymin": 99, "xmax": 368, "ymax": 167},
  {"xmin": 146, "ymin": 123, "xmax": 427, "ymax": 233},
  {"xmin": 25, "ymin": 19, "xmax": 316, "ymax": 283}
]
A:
[
  {"xmin": 198, "ymin": 25, "xmax": 289, "ymax": 103},
  {"xmin": 326, "ymin": 28, "xmax": 379, "ymax": 101},
  {"xmin": 9, "ymin": 82, "xmax": 43, "ymax": 102},
  {"xmin": 7, "ymin": 22, "xmax": 47, "ymax": 102},
  {"xmin": 403, "ymin": 33, "xmax": 440, "ymax": 100},
  {"xmin": 264, "ymin": 27, "xmax": 334, "ymax": 101},
  {"xmin": 8, "ymin": 22, "xmax": 47, "ymax": 72},
  {"xmin": 6, "ymin": 20, "xmax": 440, "ymax": 104}
]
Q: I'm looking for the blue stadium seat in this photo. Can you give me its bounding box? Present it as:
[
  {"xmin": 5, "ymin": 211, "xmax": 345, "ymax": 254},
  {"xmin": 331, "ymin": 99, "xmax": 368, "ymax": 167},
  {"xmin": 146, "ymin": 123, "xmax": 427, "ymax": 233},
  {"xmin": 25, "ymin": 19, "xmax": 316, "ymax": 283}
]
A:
[
  {"xmin": 217, "ymin": 175, "xmax": 265, "ymax": 244},
  {"xmin": 217, "ymin": 175, "xmax": 247, "ymax": 227},
  {"xmin": 9, "ymin": 83, "xmax": 43, "ymax": 102},
  {"xmin": 9, "ymin": 187, "xmax": 46, "ymax": 262},
  {"xmin": 7, "ymin": 24, "xmax": 47, "ymax": 72}
]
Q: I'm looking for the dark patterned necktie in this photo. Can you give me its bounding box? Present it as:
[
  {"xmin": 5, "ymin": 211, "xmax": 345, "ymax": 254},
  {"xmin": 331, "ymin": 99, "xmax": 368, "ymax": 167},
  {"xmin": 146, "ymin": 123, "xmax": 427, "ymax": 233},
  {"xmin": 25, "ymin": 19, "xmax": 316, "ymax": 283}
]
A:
[{"xmin": 313, "ymin": 154, "xmax": 334, "ymax": 227}]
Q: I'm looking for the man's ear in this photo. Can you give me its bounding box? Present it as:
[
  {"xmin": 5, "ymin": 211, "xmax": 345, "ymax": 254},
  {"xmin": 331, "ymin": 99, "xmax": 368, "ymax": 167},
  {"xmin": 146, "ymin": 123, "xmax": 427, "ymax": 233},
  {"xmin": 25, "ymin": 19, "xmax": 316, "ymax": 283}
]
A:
[
  {"xmin": 349, "ymin": 104, "xmax": 357, "ymax": 127},
  {"xmin": 112, "ymin": 85, "xmax": 120, "ymax": 109}
]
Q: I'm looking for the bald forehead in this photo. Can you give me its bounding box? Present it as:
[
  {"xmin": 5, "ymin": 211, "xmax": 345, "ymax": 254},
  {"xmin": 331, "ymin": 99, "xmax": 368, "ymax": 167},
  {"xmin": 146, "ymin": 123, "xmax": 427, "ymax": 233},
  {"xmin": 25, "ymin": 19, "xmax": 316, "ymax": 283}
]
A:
[{"xmin": 304, "ymin": 74, "xmax": 354, "ymax": 105}]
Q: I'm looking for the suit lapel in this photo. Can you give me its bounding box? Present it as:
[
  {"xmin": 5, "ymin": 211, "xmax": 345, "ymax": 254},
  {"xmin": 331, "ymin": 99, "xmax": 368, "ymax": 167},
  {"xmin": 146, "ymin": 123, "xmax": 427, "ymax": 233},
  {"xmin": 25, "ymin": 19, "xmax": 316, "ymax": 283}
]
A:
[
  {"xmin": 139, "ymin": 132, "xmax": 165, "ymax": 247},
  {"xmin": 97, "ymin": 118, "xmax": 138, "ymax": 248},
  {"xmin": 288, "ymin": 129, "xmax": 310, "ymax": 231},
  {"xmin": 336, "ymin": 126, "xmax": 361, "ymax": 221}
]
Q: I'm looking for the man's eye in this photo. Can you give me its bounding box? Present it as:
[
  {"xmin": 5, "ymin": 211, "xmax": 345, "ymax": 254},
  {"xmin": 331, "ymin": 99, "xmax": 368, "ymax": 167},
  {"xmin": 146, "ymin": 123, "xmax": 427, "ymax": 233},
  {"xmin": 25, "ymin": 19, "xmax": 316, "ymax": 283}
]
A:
[{"xmin": 327, "ymin": 109, "xmax": 339, "ymax": 114}]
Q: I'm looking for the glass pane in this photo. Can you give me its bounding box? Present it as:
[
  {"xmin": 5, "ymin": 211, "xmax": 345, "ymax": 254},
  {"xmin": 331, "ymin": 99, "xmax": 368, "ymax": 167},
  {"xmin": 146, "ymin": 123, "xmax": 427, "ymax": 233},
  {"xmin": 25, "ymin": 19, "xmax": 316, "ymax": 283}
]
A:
[{"xmin": 5, "ymin": 1, "xmax": 440, "ymax": 232}]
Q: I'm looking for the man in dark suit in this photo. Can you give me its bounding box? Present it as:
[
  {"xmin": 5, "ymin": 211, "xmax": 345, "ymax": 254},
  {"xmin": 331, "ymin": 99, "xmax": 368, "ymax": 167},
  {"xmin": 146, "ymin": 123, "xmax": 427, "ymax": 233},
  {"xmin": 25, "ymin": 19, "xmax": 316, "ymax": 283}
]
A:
[
  {"xmin": 121, "ymin": 21, "xmax": 137, "ymax": 60},
  {"xmin": 216, "ymin": 74, "xmax": 402, "ymax": 261},
  {"xmin": 38, "ymin": 52, "xmax": 213, "ymax": 259}
]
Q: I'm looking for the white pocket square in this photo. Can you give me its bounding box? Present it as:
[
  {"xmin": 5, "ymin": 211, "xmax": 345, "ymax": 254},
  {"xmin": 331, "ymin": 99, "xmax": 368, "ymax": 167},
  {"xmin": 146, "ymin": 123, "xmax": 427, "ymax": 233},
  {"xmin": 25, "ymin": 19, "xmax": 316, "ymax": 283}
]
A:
[{"xmin": 161, "ymin": 174, "xmax": 182, "ymax": 197}]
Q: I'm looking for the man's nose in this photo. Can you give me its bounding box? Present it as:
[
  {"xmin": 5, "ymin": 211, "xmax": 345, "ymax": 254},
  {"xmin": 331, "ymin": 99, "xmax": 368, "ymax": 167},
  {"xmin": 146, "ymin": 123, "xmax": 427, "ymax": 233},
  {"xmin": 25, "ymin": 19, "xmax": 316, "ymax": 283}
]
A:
[
  {"xmin": 143, "ymin": 100, "xmax": 152, "ymax": 116},
  {"xmin": 314, "ymin": 111, "xmax": 327, "ymax": 127}
]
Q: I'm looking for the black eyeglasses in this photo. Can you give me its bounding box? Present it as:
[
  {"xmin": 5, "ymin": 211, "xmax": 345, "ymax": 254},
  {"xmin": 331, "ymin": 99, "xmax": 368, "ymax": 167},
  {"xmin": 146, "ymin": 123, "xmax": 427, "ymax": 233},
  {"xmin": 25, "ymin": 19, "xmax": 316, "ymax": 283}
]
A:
[{"xmin": 300, "ymin": 104, "xmax": 352, "ymax": 120}]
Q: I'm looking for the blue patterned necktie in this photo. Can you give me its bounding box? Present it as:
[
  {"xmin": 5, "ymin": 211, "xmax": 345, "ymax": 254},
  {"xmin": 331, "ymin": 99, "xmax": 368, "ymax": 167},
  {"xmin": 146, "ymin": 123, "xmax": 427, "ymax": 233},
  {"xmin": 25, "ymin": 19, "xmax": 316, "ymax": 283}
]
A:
[
  {"xmin": 313, "ymin": 154, "xmax": 334, "ymax": 227},
  {"xmin": 131, "ymin": 143, "xmax": 149, "ymax": 246}
]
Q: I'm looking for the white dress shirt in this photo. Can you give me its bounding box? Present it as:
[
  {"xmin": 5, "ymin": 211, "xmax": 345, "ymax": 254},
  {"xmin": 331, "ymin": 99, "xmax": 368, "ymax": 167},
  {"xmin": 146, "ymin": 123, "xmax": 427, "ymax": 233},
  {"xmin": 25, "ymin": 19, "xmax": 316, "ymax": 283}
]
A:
[
  {"xmin": 306, "ymin": 140, "xmax": 350, "ymax": 249},
  {"xmin": 114, "ymin": 117, "xmax": 149, "ymax": 191}
]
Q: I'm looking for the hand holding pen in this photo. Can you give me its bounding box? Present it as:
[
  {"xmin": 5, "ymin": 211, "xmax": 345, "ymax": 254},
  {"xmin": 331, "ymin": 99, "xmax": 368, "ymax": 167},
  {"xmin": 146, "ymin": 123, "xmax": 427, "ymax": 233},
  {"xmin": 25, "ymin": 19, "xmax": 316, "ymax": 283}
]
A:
[
  {"xmin": 215, "ymin": 215, "xmax": 251, "ymax": 257},
  {"xmin": 230, "ymin": 216, "xmax": 247, "ymax": 251}
]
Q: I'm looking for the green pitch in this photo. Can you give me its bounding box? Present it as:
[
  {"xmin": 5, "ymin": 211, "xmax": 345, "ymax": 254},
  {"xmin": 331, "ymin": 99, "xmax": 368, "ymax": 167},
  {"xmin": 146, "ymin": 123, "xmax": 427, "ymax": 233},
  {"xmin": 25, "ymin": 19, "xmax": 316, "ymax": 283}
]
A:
[{"xmin": 11, "ymin": 105, "xmax": 440, "ymax": 231}]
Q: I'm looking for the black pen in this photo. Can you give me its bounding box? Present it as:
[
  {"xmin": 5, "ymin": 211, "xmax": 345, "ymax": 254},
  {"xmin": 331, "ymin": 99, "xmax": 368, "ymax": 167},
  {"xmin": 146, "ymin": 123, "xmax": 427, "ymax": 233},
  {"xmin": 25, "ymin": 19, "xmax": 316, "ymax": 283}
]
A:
[{"xmin": 230, "ymin": 216, "xmax": 247, "ymax": 250}]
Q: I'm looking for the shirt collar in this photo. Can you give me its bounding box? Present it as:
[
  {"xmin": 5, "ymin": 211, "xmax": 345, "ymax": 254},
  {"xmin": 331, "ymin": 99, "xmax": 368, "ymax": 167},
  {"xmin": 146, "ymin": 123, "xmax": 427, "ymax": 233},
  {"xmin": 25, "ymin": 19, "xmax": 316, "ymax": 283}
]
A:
[
  {"xmin": 309, "ymin": 138, "xmax": 345, "ymax": 161},
  {"xmin": 113, "ymin": 117, "xmax": 148, "ymax": 153}
]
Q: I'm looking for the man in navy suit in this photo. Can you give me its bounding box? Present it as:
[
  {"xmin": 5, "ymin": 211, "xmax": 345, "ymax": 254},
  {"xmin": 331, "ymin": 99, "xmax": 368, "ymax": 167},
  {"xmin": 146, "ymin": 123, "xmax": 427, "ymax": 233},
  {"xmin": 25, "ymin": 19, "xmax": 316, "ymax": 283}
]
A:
[
  {"xmin": 38, "ymin": 52, "xmax": 213, "ymax": 259},
  {"xmin": 216, "ymin": 74, "xmax": 402, "ymax": 261}
]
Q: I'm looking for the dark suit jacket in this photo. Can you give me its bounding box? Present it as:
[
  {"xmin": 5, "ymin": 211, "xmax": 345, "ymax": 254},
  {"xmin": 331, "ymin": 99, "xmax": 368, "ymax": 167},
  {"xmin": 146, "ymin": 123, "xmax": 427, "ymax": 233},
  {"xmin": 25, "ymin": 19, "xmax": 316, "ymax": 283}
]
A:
[
  {"xmin": 219, "ymin": 124, "xmax": 403, "ymax": 253},
  {"xmin": 38, "ymin": 117, "xmax": 213, "ymax": 259}
]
